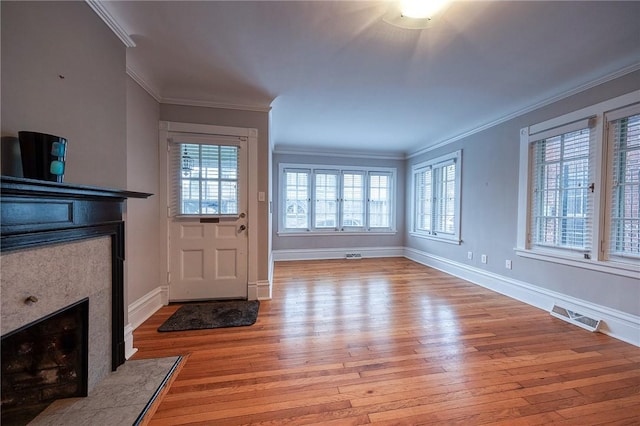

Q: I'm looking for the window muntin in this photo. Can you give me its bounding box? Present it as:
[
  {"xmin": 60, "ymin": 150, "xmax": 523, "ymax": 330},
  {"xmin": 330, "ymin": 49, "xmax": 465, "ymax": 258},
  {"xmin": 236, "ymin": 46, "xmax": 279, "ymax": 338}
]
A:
[
  {"xmin": 608, "ymin": 110, "xmax": 640, "ymax": 259},
  {"xmin": 177, "ymin": 143, "xmax": 239, "ymax": 215},
  {"xmin": 279, "ymin": 165, "xmax": 396, "ymax": 233},
  {"xmin": 411, "ymin": 151, "xmax": 461, "ymax": 243},
  {"xmin": 530, "ymin": 127, "xmax": 592, "ymax": 251}
]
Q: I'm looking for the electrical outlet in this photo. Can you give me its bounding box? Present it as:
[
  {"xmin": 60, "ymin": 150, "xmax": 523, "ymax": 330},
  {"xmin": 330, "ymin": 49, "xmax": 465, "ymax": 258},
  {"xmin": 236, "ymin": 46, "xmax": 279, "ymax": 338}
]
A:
[
  {"xmin": 467, "ymin": 251, "xmax": 473, "ymax": 260},
  {"xmin": 505, "ymin": 259, "xmax": 512, "ymax": 270},
  {"xmin": 481, "ymin": 254, "xmax": 488, "ymax": 264}
]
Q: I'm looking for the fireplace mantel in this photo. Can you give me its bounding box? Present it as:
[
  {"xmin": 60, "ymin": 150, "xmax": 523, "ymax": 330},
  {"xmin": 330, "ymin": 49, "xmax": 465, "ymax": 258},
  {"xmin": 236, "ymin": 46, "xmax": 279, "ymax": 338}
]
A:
[{"xmin": 1, "ymin": 176, "xmax": 151, "ymax": 370}]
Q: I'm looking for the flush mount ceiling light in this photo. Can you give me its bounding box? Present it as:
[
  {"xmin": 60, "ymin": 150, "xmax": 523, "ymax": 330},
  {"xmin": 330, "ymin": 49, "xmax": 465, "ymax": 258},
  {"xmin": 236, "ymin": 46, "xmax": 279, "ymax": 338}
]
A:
[{"xmin": 384, "ymin": 0, "xmax": 450, "ymax": 30}]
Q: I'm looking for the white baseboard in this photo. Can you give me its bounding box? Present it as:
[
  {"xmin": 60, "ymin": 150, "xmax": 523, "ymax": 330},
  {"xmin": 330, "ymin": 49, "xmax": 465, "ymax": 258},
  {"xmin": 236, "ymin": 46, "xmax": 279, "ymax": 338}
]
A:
[
  {"xmin": 250, "ymin": 279, "xmax": 272, "ymax": 300},
  {"xmin": 404, "ymin": 247, "xmax": 640, "ymax": 347},
  {"xmin": 124, "ymin": 323, "xmax": 137, "ymax": 359},
  {"xmin": 128, "ymin": 285, "xmax": 169, "ymax": 331},
  {"xmin": 272, "ymin": 246, "xmax": 405, "ymax": 262}
]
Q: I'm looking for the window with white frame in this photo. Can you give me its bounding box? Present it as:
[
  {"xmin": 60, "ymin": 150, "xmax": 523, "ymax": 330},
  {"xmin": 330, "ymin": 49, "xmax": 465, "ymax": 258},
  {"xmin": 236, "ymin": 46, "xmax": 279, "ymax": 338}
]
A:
[
  {"xmin": 606, "ymin": 104, "xmax": 640, "ymax": 260},
  {"xmin": 517, "ymin": 91, "xmax": 639, "ymax": 276},
  {"xmin": 529, "ymin": 120, "xmax": 595, "ymax": 253},
  {"xmin": 280, "ymin": 164, "xmax": 396, "ymax": 233},
  {"xmin": 411, "ymin": 150, "xmax": 462, "ymax": 243},
  {"xmin": 169, "ymin": 141, "xmax": 240, "ymax": 216}
]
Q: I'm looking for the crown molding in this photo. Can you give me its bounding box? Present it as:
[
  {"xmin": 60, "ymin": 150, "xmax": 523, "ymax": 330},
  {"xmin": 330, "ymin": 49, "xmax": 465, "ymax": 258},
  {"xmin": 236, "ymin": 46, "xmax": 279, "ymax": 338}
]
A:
[
  {"xmin": 126, "ymin": 66, "xmax": 161, "ymax": 102},
  {"xmin": 273, "ymin": 145, "xmax": 405, "ymax": 161},
  {"xmin": 407, "ymin": 62, "xmax": 640, "ymax": 159},
  {"xmin": 126, "ymin": 67, "xmax": 272, "ymax": 113},
  {"xmin": 85, "ymin": 0, "xmax": 136, "ymax": 48},
  {"xmin": 160, "ymin": 97, "xmax": 272, "ymax": 113}
]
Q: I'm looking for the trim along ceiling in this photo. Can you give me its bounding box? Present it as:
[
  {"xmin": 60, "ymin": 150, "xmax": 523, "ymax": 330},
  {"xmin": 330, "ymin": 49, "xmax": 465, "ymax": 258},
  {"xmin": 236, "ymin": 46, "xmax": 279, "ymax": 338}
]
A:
[{"xmin": 95, "ymin": 1, "xmax": 640, "ymax": 157}]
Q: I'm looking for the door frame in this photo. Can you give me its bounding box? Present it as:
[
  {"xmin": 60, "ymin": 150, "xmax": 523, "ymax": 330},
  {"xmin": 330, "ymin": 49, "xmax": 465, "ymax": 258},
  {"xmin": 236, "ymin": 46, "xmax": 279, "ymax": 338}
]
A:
[{"xmin": 158, "ymin": 121, "xmax": 259, "ymax": 301}]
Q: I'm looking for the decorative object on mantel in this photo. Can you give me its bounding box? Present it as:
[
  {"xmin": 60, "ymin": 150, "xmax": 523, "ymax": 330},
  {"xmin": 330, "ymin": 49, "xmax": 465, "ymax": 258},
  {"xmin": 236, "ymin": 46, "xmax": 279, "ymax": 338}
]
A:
[
  {"xmin": 158, "ymin": 300, "xmax": 260, "ymax": 332},
  {"xmin": 18, "ymin": 131, "xmax": 67, "ymax": 183}
]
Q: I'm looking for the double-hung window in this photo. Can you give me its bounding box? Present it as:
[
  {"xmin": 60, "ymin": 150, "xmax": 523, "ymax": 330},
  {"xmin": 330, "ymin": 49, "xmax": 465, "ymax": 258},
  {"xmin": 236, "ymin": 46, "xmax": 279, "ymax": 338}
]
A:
[
  {"xmin": 280, "ymin": 164, "xmax": 396, "ymax": 234},
  {"xmin": 411, "ymin": 150, "xmax": 462, "ymax": 243},
  {"xmin": 606, "ymin": 104, "xmax": 640, "ymax": 260},
  {"xmin": 517, "ymin": 91, "xmax": 639, "ymax": 276},
  {"xmin": 529, "ymin": 119, "xmax": 595, "ymax": 254}
]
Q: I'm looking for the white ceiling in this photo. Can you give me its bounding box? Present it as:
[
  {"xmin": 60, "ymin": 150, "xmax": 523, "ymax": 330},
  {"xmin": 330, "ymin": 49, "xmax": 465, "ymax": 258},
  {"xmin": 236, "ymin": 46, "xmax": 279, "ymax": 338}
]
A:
[{"xmin": 101, "ymin": 1, "xmax": 640, "ymax": 156}]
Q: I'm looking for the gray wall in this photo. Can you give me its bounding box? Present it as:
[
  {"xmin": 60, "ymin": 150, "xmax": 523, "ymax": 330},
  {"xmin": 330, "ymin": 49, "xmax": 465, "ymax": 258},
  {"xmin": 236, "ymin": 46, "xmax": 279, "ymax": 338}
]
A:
[
  {"xmin": 1, "ymin": 2, "xmax": 163, "ymax": 324},
  {"xmin": 159, "ymin": 104, "xmax": 271, "ymax": 282},
  {"xmin": 1, "ymin": 1, "xmax": 127, "ymax": 189},
  {"xmin": 406, "ymin": 70, "xmax": 640, "ymax": 316},
  {"xmin": 125, "ymin": 76, "xmax": 161, "ymax": 304},
  {"xmin": 272, "ymin": 153, "xmax": 406, "ymax": 251}
]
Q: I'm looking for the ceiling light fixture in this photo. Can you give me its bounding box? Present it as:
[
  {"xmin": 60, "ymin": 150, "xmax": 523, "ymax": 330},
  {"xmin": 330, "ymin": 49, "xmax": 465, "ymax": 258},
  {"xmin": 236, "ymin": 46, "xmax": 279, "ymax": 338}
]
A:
[
  {"xmin": 401, "ymin": 0, "xmax": 449, "ymax": 19},
  {"xmin": 384, "ymin": 0, "xmax": 450, "ymax": 30}
]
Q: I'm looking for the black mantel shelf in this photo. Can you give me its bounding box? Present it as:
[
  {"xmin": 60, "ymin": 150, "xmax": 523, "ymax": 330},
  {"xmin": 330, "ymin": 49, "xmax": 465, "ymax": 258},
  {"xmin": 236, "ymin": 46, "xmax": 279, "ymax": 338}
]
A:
[
  {"xmin": 0, "ymin": 175, "xmax": 152, "ymax": 371},
  {"xmin": 1, "ymin": 175, "xmax": 151, "ymax": 203}
]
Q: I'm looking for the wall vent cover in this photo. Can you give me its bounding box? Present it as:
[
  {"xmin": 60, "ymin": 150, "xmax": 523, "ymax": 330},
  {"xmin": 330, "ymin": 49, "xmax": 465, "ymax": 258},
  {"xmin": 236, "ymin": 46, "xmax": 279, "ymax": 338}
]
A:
[
  {"xmin": 345, "ymin": 253, "xmax": 362, "ymax": 259},
  {"xmin": 550, "ymin": 305, "xmax": 601, "ymax": 332}
]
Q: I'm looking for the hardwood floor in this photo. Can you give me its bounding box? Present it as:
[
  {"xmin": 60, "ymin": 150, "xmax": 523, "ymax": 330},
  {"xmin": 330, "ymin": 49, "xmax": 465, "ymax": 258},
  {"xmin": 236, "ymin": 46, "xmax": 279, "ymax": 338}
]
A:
[{"xmin": 132, "ymin": 258, "xmax": 640, "ymax": 425}]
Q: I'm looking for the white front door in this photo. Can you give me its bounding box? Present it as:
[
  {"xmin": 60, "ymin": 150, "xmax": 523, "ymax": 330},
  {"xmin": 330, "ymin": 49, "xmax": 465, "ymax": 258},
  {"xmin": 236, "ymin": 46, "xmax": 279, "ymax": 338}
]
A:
[{"xmin": 167, "ymin": 135, "xmax": 248, "ymax": 301}]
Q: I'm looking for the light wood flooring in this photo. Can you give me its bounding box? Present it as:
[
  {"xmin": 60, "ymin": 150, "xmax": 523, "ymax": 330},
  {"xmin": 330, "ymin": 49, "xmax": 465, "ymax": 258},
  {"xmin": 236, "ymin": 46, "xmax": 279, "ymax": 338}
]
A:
[{"xmin": 132, "ymin": 258, "xmax": 640, "ymax": 425}]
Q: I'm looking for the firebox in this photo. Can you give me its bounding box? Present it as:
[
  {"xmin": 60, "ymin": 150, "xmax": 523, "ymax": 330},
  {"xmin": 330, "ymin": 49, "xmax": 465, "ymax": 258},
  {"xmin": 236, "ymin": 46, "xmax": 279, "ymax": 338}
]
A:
[{"xmin": 1, "ymin": 298, "xmax": 89, "ymax": 425}]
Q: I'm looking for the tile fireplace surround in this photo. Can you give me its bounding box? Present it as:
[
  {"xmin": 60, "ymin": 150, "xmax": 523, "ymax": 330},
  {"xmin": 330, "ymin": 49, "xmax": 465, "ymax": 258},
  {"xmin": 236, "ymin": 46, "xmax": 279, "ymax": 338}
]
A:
[{"xmin": 0, "ymin": 176, "xmax": 150, "ymax": 419}]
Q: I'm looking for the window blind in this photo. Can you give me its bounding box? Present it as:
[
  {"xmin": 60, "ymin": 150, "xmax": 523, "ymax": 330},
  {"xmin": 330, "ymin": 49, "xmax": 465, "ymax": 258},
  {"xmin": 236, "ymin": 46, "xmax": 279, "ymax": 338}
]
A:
[
  {"xmin": 529, "ymin": 125, "xmax": 594, "ymax": 252},
  {"xmin": 607, "ymin": 107, "xmax": 640, "ymax": 259},
  {"xmin": 415, "ymin": 167, "xmax": 432, "ymax": 232},
  {"xmin": 169, "ymin": 140, "xmax": 240, "ymax": 216},
  {"xmin": 434, "ymin": 163, "xmax": 456, "ymax": 234}
]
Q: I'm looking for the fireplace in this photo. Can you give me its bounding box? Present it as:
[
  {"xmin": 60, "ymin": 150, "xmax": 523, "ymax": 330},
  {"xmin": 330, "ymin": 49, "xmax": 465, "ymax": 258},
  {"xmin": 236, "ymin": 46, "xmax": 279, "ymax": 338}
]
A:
[
  {"xmin": 0, "ymin": 176, "xmax": 150, "ymax": 423},
  {"xmin": 1, "ymin": 299, "xmax": 89, "ymax": 425}
]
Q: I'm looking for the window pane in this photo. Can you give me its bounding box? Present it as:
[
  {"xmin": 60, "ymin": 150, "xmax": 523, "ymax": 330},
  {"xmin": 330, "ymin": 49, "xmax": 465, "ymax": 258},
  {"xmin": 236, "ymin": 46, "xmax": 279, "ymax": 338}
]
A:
[
  {"xmin": 285, "ymin": 170, "xmax": 309, "ymax": 229},
  {"xmin": 220, "ymin": 146, "xmax": 238, "ymax": 179},
  {"xmin": 369, "ymin": 173, "xmax": 391, "ymax": 228},
  {"xmin": 202, "ymin": 180, "xmax": 219, "ymax": 214},
  {"xmin": 342, "ymin": 173, "xmax": 364, "ymax": 227},
  {"xmin": 315, "ymin": 173, "xmax": 338, "ymax": 228}
]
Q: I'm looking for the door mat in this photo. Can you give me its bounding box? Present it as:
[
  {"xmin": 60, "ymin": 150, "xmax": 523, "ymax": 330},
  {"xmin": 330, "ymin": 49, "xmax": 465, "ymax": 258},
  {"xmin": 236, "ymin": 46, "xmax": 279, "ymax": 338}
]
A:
[{"xmin": 157, "ymin": 300, "xmax": 260, "ymax": 332}]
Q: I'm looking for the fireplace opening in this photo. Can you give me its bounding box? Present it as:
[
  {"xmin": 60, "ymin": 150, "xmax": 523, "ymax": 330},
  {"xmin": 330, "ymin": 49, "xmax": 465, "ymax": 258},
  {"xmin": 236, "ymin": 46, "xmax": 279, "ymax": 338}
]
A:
[{"xmin": 1, "ymin": 298, "xmax": 89, "ymax": 425}]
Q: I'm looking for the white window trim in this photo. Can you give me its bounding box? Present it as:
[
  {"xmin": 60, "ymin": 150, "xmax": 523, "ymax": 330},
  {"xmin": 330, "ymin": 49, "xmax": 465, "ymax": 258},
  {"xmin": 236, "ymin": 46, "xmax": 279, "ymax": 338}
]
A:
[
  {"xmin": 410, "ymin": 150, "xmax": 462, "ymax": 244},
  {"xmin": 516, "ymin": 90, "xmax": 640, "ymax": 278},
  {"xmin": 278, "ymin": 163, "xmax": 397, "ymax": 235}
]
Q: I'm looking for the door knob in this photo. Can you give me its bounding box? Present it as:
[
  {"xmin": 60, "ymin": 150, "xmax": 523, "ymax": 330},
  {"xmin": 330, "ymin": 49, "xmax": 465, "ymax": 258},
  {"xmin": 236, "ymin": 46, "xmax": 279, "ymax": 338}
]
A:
[{"xmin": 239, "ymin": 224, "xmax": 247, "ymax": 231}]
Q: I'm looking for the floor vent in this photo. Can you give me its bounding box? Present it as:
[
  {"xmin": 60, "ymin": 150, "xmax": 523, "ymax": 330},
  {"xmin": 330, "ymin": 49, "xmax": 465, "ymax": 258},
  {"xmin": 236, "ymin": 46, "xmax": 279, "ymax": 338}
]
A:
[
  {"xmin": 345, "ymin": 253, "xmax": 362, "ymax": 259},
  {"xmin": 550, "ymin": 305, "xmax": 601, "ymax": 332}
]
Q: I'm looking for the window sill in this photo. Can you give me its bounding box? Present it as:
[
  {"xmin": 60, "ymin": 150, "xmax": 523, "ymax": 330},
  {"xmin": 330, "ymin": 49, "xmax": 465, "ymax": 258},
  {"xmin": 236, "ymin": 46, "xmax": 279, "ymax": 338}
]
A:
[
  {"xmin": 277, "ymin": 230, "xmax": 397, "ymax": 237},
  {"xmin": 409, "ymin": 232, "xmax": 461, "ymax": 245},
  {"xmin": 515, "ymin": 248, "xmax": 639, "ymax": 278}
]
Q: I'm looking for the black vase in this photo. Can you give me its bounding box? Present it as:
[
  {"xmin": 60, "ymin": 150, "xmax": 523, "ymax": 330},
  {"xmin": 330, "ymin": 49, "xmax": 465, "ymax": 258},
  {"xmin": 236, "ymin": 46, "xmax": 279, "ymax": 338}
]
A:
[{"xmin": 18, "ymin": 131, "xmax": 67, "ymax": 183}]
